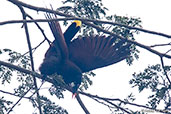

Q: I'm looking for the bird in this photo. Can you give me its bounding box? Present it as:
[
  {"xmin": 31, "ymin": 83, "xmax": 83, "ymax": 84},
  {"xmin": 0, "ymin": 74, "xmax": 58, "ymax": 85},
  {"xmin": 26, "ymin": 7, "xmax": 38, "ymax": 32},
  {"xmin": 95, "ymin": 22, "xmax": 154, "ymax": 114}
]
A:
[{"xmin": 39, "ymin": 13, "xmax": 131, "ymax": 96}]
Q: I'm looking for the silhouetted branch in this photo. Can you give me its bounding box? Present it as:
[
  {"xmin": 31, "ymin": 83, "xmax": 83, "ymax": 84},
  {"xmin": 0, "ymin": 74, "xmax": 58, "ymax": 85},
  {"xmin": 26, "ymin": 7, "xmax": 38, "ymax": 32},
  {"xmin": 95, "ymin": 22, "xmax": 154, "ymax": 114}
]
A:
[
  {"xmin": 0, "ymin": 18, "xmax": 76, "ymax": 25},
  {"xmin": 7, "ymin": 88, "xmax": 32, "ymax": 114},
  {"xmin": 165, "ymin": 49, "xmax": 171, "ymax": 54},
  {"xmin": 16, "ymin": 5, "xmax": 42, "ymax": 114},
  {"xmin": 76, "ymin": 94, "xmax": 90, "ymax": 114},
  {"xmin": 92, "ymin": 97, "xmax": 115, "ymax": 113},
  {"xmin": 80, "ymin": 92, "xmax": 170, "ymax": 113},
  {"xmin": 150, "ymin": 42, "xmax": 171, "ymax": 48},
  {"xmin": 0, "ymin": 89, "xmax": 31, "ymax": 100},
  {"xmin": 26, "ymin": 14, "xmax": 51, "ymax": 45},
  {"xmin": 22, "ymin": 39, "xmax": 46, "ymax": 56},
  {"xmin": 7, "ymin": 0, "xmax": 171, "ymax": 39}
]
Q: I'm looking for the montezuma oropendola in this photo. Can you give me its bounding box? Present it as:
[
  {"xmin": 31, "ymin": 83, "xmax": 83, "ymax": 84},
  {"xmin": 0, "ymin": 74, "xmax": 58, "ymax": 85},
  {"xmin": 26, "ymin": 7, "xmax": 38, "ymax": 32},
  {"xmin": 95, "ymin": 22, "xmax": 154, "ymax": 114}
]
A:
[{"xmin": 39, "ymin": 13, "xmax": 131, "ymax": 95}]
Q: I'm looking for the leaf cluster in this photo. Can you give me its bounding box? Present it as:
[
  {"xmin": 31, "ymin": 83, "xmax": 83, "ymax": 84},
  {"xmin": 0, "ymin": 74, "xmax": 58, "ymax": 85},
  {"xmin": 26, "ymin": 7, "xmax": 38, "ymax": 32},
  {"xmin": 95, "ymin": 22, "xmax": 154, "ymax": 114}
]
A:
[
  {"xmin": 130, "ymin": 64, "xmax": 171, "ymax": 110},
  {"xmin": 40, "ymin": 96, "xmax": 68, "ymax": 114},
  {"xmin": 0, "ymin": 97, "xmax": 13, "ymax": 114}
]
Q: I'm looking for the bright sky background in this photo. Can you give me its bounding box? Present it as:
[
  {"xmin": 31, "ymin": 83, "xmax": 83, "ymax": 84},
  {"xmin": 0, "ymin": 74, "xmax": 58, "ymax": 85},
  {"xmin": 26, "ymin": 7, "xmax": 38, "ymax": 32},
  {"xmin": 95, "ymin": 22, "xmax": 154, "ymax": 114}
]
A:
[{"xmin": 0, "ymin": 0, "xmax": 171, "ymax": 114}]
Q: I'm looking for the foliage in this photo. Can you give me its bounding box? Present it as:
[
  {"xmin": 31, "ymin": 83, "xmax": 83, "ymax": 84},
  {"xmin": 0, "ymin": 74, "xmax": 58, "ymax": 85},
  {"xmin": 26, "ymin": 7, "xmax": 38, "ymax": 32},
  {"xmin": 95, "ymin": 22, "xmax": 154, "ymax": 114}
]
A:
[
  {"xmin": 49, "ymin": 84, "xmax": 65, "ymax": 99},
  {"xmin": 59, "ymin": 0, "xmax": 108, "ymax": 19},
  {"xmin": 79, "ymin": 71, "xmax": 96, "ymax": 91},
  {"xmin": 0, "ymin": 97, "xmax": 13, "ymax": 114},
  {"xmin": 106, "ymin": 15, "xmax": 141, "ymax": 65},
  {"xmin": 41, "ymin": 96, "xmax": 68, "ymax": 114},
  {"xmin": 130, "ymin": 64, "xmax": 171, "ymax": 109},
  {"xmin": 0, "ymin": 49, "xmax": 33, "ymax": 94}
]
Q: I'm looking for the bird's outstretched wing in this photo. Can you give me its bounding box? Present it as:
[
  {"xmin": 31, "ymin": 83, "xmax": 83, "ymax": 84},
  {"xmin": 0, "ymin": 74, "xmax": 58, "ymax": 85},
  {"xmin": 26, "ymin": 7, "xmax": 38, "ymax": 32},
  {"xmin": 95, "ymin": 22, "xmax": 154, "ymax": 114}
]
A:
[{"xmin": 69, "ymin": 35, "xmax": 131, "ymax": 72}]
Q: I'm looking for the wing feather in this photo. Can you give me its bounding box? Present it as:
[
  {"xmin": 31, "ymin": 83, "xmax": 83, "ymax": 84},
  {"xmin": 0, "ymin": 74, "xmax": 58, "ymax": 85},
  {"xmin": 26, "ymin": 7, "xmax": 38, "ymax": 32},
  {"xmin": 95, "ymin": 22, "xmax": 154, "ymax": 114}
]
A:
[
  {"xmin": 45, "ymin": 13, "xmax": 69, "ymax": 59},
  {"xmin": 69, "ymin": 35, "xmax": 131, "ymax": 72}
]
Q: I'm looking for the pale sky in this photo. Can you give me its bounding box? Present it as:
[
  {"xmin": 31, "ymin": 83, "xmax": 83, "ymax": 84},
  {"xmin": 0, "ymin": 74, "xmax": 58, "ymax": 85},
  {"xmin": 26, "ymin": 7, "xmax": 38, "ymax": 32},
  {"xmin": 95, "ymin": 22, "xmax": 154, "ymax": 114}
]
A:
[{"xmin": 0, "ymin": 0, "xmax": 171, "ymax": 114}]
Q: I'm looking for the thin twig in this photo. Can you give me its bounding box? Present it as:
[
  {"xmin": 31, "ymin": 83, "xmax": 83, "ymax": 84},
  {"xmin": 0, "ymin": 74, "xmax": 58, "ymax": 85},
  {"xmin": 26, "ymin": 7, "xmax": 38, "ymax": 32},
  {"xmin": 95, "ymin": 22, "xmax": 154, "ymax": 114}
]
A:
[
  {"xmin": 26, "ymin": 14, "xmax": 51, "ymax": 45},
  {"xmin": 7, "ymin": 88, "xmax": 32, "ymax": 114},
  {"xmin": 165, "ymin": 49, "xmax": 171, "ymax": 54},
  {"xmin": 0, "ymin": 18, "xmax": 75, "ymax": 25},
  {"xmin": 0, "ymin": 89, "xmax": 31, "ymax": 100},
  {"xmin": 150, "ymin": 42, "xmax": 171, "ymax": 48},
  {"xmin": 22, "ymin": 39, "xmax": 46, "ymax": 56},
  {"xmin": 92, "ymin": 98, "xmax": 115, "ymax": 111},
  {"xmin": 80, "ymin": 92, "xmax": 170, "ymax": 114},
  {"xmin": 105, "ymin": 100, "xmax": 132, "ymax": 114}
]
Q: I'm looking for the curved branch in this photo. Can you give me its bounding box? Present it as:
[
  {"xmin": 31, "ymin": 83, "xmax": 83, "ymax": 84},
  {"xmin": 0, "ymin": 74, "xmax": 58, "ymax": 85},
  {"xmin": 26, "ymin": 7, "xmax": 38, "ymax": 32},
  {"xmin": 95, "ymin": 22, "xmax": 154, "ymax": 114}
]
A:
[
  {"xmin": 7, "ymin": 88, "xmax": 32, "ymax": 114},
  {"xmin": 0, "ymin": 89, "xmax": 31, "ymax": 100},
  {"xmin": 26, "ymin": 14, "xmax": 51, "ymax": 45},
  {"xmin": 16, "ymin": 5, "xmax": 42, "ymax": 114},
  {"xmin": 7, "ymin": 0, "xmax": 171, "ymax": 39},
  {"xmin": 76, "ymin": 93, "xmax": 90, "ymax": 114},
  {"xmin": 150, "ymin": 42, "xmax": 171, "ymax": 48}
]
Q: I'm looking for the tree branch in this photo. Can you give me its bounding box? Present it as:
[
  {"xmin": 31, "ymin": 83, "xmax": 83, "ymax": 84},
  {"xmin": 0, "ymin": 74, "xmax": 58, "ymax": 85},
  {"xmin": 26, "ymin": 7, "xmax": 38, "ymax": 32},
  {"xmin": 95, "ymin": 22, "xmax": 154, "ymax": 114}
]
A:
[
  {"xmin": 7, "ymin": 88, "xmax": 32, "ymax": 114},
  {"xmin": 16, "ymin": 5, "xmax": 42, "ymax": 114},
  {"xmin": 75, "ymin": 93, "xmax": 90, "ymax": 114},
  {"xmin": 0, "ymin": 89, "xmax": 31, "ymax": 100},
  {"xmin": 7, "ymin": 0, "xmax": 171, "ymax": 39},
  {"xmin": 150, "ymin": 42, "xmax": 171, "ymax": 48},
  {"xmin": 26, "ymin": 14, "xmax": 51, "ymax": 45},
  {"xmin": 80, "ymin": 92, "xmax": 170, "ymax": 114}
]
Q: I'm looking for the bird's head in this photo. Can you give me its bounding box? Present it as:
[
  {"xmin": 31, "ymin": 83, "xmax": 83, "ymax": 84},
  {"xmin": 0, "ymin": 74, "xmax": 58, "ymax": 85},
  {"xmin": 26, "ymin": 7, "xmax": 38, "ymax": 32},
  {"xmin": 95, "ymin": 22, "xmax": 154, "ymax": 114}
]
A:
[{"xmin": 70, "ymin": 73, "xmax": 82, "ymax": 98}]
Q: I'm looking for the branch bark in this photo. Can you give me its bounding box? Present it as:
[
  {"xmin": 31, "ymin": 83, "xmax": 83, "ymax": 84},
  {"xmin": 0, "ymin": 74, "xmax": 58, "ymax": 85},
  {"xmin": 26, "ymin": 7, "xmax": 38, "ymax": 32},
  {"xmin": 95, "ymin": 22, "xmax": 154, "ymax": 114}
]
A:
[
  {"xmin": 7, "ymin": 0, "xmax": 171, "ymax": 39},
  {"xmin": 80, "ymin": 92, "xmax": 170, "ymax": 114},
  {"xmin": 76, "ymin": 94, "xmax": 90, "ymax": 114},
  {"xmin": 16, "ymin": 5, "xmax": 42, "ymax": 114}
]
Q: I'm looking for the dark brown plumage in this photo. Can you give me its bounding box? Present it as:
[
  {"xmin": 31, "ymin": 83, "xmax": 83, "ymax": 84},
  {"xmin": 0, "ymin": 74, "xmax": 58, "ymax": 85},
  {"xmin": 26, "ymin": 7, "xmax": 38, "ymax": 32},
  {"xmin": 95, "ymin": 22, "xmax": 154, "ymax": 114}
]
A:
[{"xmin": 39, "ymin": 13, "xmax": 131, "ymax": 94}]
